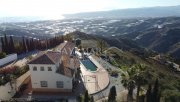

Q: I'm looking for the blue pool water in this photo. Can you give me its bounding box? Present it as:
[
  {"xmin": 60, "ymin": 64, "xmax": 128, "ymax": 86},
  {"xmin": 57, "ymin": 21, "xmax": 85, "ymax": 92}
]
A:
[{"xmin": 81, "ymin": 59, "xmax": 97, "ymax": 71}]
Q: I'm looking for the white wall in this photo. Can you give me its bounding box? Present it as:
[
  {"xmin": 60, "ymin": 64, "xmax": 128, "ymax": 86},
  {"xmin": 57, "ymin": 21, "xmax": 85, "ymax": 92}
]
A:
[
  {"xmin": 0, "ymin": 82, "xmax": 16, "ymax": 100},
  {"xmin": 0, "ymin": 54, "xmax": 17, "ymax": 66},
  {"xmin": 28, "ymin": 64, "xmax": 72, "ymax": 90},
  {"xmin": 0, "ymin": 70, "xmax": 29, "ymax": 100},
  {"xmin": 16, "ymin": 71, "xmax": 30, "ymax": 91}
]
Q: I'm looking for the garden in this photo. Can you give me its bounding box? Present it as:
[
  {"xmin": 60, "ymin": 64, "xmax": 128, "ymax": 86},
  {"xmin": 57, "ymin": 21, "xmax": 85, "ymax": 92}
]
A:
[{"xmin": 0, "ymin": 65, "xmax": 29, "ymax": 86}]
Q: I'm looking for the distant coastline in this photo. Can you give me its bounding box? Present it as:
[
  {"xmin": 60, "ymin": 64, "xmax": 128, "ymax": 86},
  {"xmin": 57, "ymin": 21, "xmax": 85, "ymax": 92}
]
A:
[{"xmin": 0, "ymin": 16, "xmax": 65, "ymax": 23}]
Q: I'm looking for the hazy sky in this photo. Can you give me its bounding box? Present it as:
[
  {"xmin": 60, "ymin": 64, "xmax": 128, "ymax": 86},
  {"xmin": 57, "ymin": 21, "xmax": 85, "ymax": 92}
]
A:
[{"xmin": 0, "ymin": 0, "xmax": 180, "ymax": 19}]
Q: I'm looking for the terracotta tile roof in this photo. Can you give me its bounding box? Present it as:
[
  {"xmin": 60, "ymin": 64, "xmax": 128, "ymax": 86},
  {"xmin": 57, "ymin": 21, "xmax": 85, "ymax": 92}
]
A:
[
  {"xmin": 28, "ymin": 51, "xmax": 61, "ymax": 64},
  {"xmin": 46, "ymin": 51, "xmax": 61, "ymax": 64},
  {"xmin": 63, "ymin": 66, "xmax": 74, "ymax": 77},
  {"xmin": 57, "ymin": 62, "xmax": 74, "ymax": 77},
  {"xmin": 57, "ymin": 41, "xmax": 75, "ymax": 56},
  {"xmin": 57, "ymin": 41, "xmax": 78, "ymax": 68},
  {"xmin": 28, "ymin": 42, "xmax": 78, "ymax": 78},
  {"xmin": 63, "ymin": 56, "xmax": 80, "ymax": 69},
  {"xmin": 57, "ymin": 42, "xmax": 68, "ymax": 51}
]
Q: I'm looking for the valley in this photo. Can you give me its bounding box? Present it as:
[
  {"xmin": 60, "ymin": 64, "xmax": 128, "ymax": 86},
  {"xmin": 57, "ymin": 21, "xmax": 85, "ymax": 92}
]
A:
[
  {"xmin": 0, "ymin": 17, "xmax": 180, "ymax": 61},
  {"xmin": 1, "ymin": 1, "xmax": 180, "ymax": 102}
]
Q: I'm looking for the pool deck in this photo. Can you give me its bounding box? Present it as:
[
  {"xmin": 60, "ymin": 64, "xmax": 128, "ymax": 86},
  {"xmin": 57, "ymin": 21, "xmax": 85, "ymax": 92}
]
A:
[{"xmin": 80, "ymin": 55, "xmax": 109, "ymax": 94}]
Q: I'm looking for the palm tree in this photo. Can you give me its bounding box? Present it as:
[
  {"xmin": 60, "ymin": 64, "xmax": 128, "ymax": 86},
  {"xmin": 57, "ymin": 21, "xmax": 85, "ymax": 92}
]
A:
[
  {"xmin": 134, "ymin": 75, "xmax": 147, "ymax": 102},
  {"xmin": 121, "ymin": 64, "xmax": 147, "ymax": 102},
  {"xmin": 97, "ymin": 39, "xmax": 107, "ymax": 54},
  {"xmin": 121, "ymin": 66, "xmax": 136, "ymax": 102},
  {"xmin": 132, "ymin": 64, "xmax": 147, "ymax": 102}
]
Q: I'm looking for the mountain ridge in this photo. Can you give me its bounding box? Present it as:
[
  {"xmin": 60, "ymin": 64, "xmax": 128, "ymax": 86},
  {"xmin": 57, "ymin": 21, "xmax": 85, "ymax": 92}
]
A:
[{"xmin": 64, "ymin": 5, "xmax": 180, "ymax": 19}]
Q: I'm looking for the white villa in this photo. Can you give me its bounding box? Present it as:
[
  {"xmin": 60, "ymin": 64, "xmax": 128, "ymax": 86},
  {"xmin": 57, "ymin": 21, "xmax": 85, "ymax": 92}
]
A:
[{"xmin": 28, "ymin": 42, "xmax": 79, "ymax": 92}]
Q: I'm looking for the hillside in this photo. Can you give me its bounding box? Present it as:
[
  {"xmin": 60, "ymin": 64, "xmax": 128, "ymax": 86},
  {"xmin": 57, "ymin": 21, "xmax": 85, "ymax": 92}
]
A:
[
  {"xmin": 106, "ymin": 47, "xmax": 180, "ymax": 101},
  {"xmin": 69, "ymin": 31, "xmax": 180, "ymax": 101},
  {"xmin": 69, "ymin": 31, "xmax": 144, "ymax": 52},
  {"xmin": 119, "ymin": 17, "xmax": 180, "ymax": 59},
  {"xmin": 0, "ymin": 17, "xmax": 180, "ymax": 60}
]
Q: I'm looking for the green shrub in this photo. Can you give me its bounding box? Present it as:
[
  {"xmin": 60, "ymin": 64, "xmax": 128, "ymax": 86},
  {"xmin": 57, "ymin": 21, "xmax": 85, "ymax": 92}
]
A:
[
  {"xmin": 0, "ymin": 52, "xmax": 6, "ymax": 59},
  {"xmin": 110, "ymin": 70, "xmax": 119, "ymax": 77},
  {"xmin": 0, "ymin": 78, "xmax": 6, "ymax": 85},
  {"xmin": 163, "ymin": 90, "xmax": 180, "ymax": 102}
]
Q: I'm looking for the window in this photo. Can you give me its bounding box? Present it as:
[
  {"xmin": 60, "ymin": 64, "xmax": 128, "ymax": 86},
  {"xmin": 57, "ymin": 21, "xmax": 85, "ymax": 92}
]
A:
[
  {"xmin": 56, "ymin": 81, "xmax": 63, "ymax": 88},
  {"xmin": 40, "ymin": 81, "xmax": 48, "ymax": 87},
  {"xmin": 48, "ymin": 67, "xmax": 52, "ymax": 71},
  {"xmin": 33, "ymin": 66, "xmax": 37, "ymax": 71},
  {"xmin": 40, "ymin": 67, "xmax": 44, "ymax": 71}
]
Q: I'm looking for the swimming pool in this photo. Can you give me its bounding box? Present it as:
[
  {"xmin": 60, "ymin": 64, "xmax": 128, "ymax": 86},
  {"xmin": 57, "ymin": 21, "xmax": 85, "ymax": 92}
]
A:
[{"xmin": 81, "ymin": 59, "xmax": 97, "ymax": 71}]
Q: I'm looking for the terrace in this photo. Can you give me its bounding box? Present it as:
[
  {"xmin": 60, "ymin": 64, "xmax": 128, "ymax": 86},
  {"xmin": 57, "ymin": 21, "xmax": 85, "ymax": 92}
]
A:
[{"xmin": 80, "ymin": 55, "xmax": 109, "ymax": 94}]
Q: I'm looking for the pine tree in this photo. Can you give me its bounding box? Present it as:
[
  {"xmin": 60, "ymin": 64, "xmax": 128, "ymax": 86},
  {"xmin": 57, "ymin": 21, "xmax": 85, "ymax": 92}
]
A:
[
  {"xmin": 1, "ymin": 37, "xmax": 5, "ymax": 52},
  {"xmin": 75, "ymin": 38, "xmax": 81, "ymax": 47},
  {"xmin": 9, "ymin": 36, "xmax": 15, "ymax": 53},
  {"xmin": 84, "ymin": 90, "xmax": 89, "ymax": 102},
  {"xmin": 22, "ymin": 37, "xmax": 27, "ymax": 53},
  {"xmin": 19, "ymin": 42, "xmax": 24, "ymax": 54},
  {"xmin": 77, "ymin": 95, "xmax": 82, "ymax": 102},
  {"xmin": 29, "ymin": 38, "xmax": 35, "ymax": 50},
  {"xmin": 152, "ymin": 79, "xmax": 160, "ymax": 102},
  {"xmin": 15, "ymin": 41, "xmax": 23, "ymax": 54},
  {"xmin": 90, "ymin": 96, "xmax": 94, "ymax": 102},
  {"xmin": 108, "ymin": 86, "xmax": 117, "ymax": 102},
  {"xmin": 47, "ymin": 40, "xmax": 50, "ymax": 49},
  {"xmin": 45, "ymin": 39, "xmax": 48, "ymax": 49},
  {"xmin": 61, "ymin": 35, "xmax": 64, "ymax": 43},
  {"xmin": 146, "ymin": 84, "xmax": 152, "ymax": 102},
  {"xmin": 26, "ymin": 39, "xmax": 30, "ymax": 51},
  {"xmin": 4, "ymin": 34, "xmax": 9, "ymax": 54}
]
